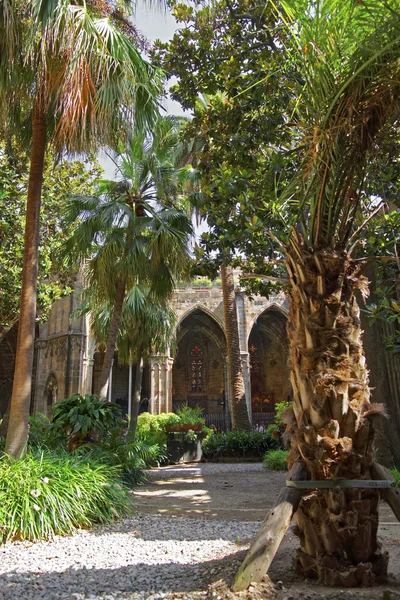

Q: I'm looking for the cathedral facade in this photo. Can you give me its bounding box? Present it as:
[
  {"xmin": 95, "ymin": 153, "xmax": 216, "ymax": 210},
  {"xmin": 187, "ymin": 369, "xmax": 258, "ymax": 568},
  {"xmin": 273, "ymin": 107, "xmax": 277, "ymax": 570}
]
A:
[{"xmin": 1, "ymin": 280, "xmax": 291, "ymax": 429}]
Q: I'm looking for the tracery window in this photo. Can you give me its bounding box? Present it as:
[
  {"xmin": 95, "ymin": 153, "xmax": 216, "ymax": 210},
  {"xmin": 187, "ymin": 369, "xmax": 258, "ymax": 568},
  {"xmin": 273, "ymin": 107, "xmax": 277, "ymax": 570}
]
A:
[
  {"xmin": 249, "ymin": 344, "xmax": 260, "ymax": 375},
  {"xmin": 191, "ymin": 344, "xmax": 203, "ymax": 392}
]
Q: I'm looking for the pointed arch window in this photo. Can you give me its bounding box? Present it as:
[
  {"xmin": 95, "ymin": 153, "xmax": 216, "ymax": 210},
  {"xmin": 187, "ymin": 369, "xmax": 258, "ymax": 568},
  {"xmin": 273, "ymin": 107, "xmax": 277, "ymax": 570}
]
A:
[{"xmin": 191, "ymin": 344, "xmax": 203, "ymax": 392}]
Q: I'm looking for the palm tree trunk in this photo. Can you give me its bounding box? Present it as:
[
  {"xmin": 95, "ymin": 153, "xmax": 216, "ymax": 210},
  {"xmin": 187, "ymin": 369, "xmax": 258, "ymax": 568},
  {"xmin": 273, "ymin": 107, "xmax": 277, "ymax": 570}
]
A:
[
  {"xmin": 220, "ymin": 265, "xmax": 250, "ymax": 430},
  {"xmin": 98, "ymin": 276, "xmax": 126, "ymax": 399},
  {"xmin": 129, "ymin": 351, "xmax": 144, "ymax": 436},
  {"xmin": 5, "ymin": 108, "xmax": 47, "ymax": 458},
  {"xmin": 286, "ymin": 242, "xmax": 388, "ymax": 585}
]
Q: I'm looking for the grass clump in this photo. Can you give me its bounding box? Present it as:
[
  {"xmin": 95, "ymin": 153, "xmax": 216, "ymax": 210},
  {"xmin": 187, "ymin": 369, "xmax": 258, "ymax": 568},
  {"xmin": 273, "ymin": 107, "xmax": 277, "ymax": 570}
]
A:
[
  {"xmin": 389, "ymin": 467, "xmax": 400, "ymax": 487},
  {"xmin": 263, "ymin": 449, "xmax": 289, "ymax": 471},
  {"xmin": 0, "ymin": 448, "xmax": 131, "ymax": 544}
]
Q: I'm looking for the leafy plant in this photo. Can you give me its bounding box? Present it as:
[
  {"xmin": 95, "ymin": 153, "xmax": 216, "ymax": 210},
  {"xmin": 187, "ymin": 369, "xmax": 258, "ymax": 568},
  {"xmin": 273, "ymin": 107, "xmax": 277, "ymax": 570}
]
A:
[
  {"xmin": 28, "ymin": 413, "xmax": 66, "ymax": 449},
  {"xmin": 192, "ymin": 278, "xmax": 212, "ymax": 288},
  {"xmin": 203, "ymin": 430, "xmax": 278, "ymax": 459},
  {"xmin": 263, "ymin": 449, "xmax": 289, "ymax": 471},
  {"xmin": 52, "ymin": 394, "xmax": 122, "ymax": 449},
  {"xmin": 274, "ymin": 401, "xmax": 292, "ymax": 427},
  {"xmin": 136, "ymin": 412, "xmax": 179, "ymax": 446},
  {"xmin": 0, "ymin": 448, "xmax": 131, "ymax": 544},
  {"xmin": 389, "ymin": 468, "xmax": 400, "ymax": 487},
  {"xmin": 185, "ymin": 429, "xmax": 199, "ymax": 444},
  {"xmin": 176, "ymin": 403, "xmax": 205, "ymax": 426}
]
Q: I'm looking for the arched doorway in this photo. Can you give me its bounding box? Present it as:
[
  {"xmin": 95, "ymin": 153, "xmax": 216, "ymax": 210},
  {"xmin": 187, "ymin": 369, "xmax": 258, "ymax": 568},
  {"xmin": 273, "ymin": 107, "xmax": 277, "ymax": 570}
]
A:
[
  {"xmin": 172, "ymin": 309, "xmax": 227, "ymax": 419},
  {"xmin": 248, "ymin": 307, "xmax": 291, "ymax": 425}
]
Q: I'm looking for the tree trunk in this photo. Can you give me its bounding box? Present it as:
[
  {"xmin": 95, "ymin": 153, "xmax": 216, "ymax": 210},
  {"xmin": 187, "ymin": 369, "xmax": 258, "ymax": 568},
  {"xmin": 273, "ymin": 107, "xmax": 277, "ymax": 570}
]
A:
[
  {"xmin": 285, "ymin": 241, "xmax": 388, "ymax": 586},
  {"xmin": 98, "ymin": 276, "xmax": 126, "ymax": 399},
  {"xmin": 129, "ymin": 352, "xmax": 144, "ymax": 436},
  {"xmin": 220, "ymin": 265, "xmax": 250, "ymax": 430},
  {"xmin": 5, "ymin": 108, "xmax": 47, "ymax": 458}
]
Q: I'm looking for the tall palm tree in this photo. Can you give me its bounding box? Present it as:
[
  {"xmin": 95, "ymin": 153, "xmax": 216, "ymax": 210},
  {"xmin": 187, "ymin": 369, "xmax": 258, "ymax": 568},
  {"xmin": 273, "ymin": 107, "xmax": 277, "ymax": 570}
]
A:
[
  {"xmin": 64, "ymin": 116, "xmax": 193, "ymax": 400},
  {"xmin": 88, "ymin": 285, "xmax": 176, "ymax": 434},
  {"xmin": 1, "ymin": 0, "xmax": 162, "ymax": 458},
  {"xmin": 275, "ymin": 0, "xmax": 400, "ymax": 586},
  {"xmin": 220, "ymin": 265, "xmax": 251, "ymax": 429}
]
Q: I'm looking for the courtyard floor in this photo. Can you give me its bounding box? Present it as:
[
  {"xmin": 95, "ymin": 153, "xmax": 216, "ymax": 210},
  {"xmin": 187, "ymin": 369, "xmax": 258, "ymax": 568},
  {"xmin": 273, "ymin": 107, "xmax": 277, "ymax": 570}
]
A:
[{"xmin": 1, "ymin": 462, "xmax": 399, "ymax": 600}]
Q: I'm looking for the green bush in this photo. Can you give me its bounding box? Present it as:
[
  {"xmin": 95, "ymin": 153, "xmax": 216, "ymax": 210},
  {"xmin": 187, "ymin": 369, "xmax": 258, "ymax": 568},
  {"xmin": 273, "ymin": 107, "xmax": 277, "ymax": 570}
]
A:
[
  {"xmin": 86, "ymin": 431, "xmax": 168, "ymax": 485},
  {"xmin": 263, "ymin": 449, "xmax": 289, "ymax": 471},
  {"xmin": 203, "ymin": 430, "xmax": 278, "ymax": 459},
  {"xmin": 52, "ymin": 393, "xmax": 123, "ymax": 448},
  {"xmin": 136, "ymin": 412, "xmax": 179, "ymax": 446},
  {"xmin": 0, "ymin": 448, "xmax": 131, "ymax": 544},
  {"xmin": 28, "ymin": 413, "xmax": 66, "ymax": 449},
  {"xmin": 389, "ymin": 468, "xmax": 400, "ymax": 487},
  {"xmin": 175, "ymin": 403, "xmax": 205, "ymax": 426},
  {"xmin": 274, "ymin": 401, "xmax": 292, "ymax": 426},
  {"xmin": 192, "ymin": 277, "xmax": 212, "ymax": 288}
]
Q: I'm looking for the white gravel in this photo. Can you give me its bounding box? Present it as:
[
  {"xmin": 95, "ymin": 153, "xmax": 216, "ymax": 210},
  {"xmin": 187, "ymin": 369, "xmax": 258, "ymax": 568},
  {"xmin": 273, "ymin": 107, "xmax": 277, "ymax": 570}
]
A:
[{"xmin": 0, "ymin": 464, "xmax": 262, "ymax": 600}]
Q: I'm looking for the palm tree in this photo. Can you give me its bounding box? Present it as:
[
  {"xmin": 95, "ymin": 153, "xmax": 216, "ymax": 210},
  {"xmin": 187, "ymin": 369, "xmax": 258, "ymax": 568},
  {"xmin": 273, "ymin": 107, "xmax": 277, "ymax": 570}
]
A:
[
  {"xmin": 64, "ymin": 116, "xmax": 193, "ymax": 400},
  {"xmin": 234, "ymin": 0, "xmax": 400, "ymax": 588},
  {"xmin": 1, "ymin": 0, "xmax": 162, "ymax": 458},
  {"xmin": 88, "ymin": 285, "xmax": 176, "ymax": 434},
  {"xmin": 220, "ymin": 265, "xmax": 251, "ymax": 429}
]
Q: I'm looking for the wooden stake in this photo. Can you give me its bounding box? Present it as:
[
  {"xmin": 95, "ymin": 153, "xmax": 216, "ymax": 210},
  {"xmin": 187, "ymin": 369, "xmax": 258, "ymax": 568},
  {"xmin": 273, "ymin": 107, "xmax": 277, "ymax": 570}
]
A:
[
  {"xmin": 231, "ymin": 462, "xmax": 308, "ymax": 592},
  {"xmin": 371, "ymin": 462, "xmax": 400, "ymax": 522}
]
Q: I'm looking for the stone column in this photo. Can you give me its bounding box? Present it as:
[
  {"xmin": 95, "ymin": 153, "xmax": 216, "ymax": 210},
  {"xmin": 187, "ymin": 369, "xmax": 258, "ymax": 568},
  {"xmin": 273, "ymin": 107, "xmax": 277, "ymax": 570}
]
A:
[
  {"xmin": 166, "ymin": 357, "xmax": 174, "ymax": 413},
  {"xmin": 128, "ymin": 360, "xmax": 133, "ymax": 419},
  {"xmin": 107, "ymin": 359, "xmax": 114, "ymax": 403},
  {"xmin": 150, "ymin": 357, "xmax": 158, "ymax": 414}
]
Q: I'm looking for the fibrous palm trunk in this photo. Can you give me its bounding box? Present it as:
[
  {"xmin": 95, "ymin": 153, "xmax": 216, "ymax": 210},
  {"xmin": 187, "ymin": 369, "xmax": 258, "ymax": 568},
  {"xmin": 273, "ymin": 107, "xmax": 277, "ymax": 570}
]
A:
[
  {"xmin": 98, "ymin": 276, "xmax": 126, "ymax": 399},
  {"xmin": 220, "ymin": 265, "xmax": 250, "ymax": 430},
  {"xmin": 285, "ymin": 238, "xmax": 388, "ymax": 586},
  {"xmin": 5, "ymin": 107, "xmax": 47, "ymax": 458}
]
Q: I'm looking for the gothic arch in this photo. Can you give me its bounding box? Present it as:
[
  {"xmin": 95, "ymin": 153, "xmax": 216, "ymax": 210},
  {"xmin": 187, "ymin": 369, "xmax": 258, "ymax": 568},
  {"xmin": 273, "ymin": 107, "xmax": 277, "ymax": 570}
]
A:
[
  {"xmin": 247, "ymin": 302, "xmax": 289, "ymax": 342},
  {"xmin": 176, "ymin": 304, "xmax": 225, "ymax": 334},
  {"xmin": 172, "ymin": 308, "xmax": 227, "ymax": 412},
  {"xmin": 248, "ymin": 305, "xmax": 291, "ymax": 420}
]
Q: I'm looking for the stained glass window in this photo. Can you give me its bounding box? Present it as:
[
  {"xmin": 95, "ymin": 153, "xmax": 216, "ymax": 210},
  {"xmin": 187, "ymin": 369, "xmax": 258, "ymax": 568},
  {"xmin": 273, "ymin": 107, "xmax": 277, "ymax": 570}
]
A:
[
  {"xmin": 191, "ymin": 344, "xmax": 203, "ymax": 392},
  {"xmin": 249, "ymin": 344, "xmax": 260, "ymax": 374}
]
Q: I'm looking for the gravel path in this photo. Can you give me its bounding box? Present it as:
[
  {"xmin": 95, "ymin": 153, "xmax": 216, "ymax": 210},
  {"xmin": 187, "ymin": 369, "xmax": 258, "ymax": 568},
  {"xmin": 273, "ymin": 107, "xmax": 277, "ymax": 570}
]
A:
[{"xmin": 0, "ymin": 464, "xmax": 262, "ymax": 600}]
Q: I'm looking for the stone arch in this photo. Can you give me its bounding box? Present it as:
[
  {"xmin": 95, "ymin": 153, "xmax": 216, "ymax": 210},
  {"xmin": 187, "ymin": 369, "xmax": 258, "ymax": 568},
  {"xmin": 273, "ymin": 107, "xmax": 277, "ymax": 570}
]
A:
[
  {"xmin": 175, "ymin": 304, "xmax": 225, "ymax": 334},
  {"xmin": 172, "ymin": 308, "xmax": 227, "ymax": 415},
  {"xmin": 44, "ymin": 372, "xmax": 58, "ymax": 415},
  {"xmin": 247, "ymin": 302, "xmax": 289, "ymax": 342},
  {"xmin": 248, "ymin": 306, "xmax": 291, "ymax": 423}
]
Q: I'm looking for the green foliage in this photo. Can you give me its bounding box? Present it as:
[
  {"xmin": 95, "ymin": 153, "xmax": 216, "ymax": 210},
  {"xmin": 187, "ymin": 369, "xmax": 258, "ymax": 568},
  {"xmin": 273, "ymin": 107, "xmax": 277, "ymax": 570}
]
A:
[
  {"xmin": 28, "ymin": 413, "xmax": 66, "ymax": 449},
  {"xmin": 76, "ymin": 436, "xmax": 167, "ymax": 486},
  {"xmin": 136, "ymin": 412, "xmax": 179, "ymax": 446},
  {"xmin": 175, "ymin": 403, "xmax": 205, "ymax": 425},
  {"xmin": 274, "ymin": 401, "xmax": 292, "ymax": 427},
  {"xmin": 52, "ymin": 394, "xmax": 122, "ymax": 441},
  {"xmin": 389, "ymin": 468, "xmax": 400, "ymax": 487},
  {"xmin": 203, "ymin": 430, "xmax": 278, "ymax": 459},
  {"xmin": 0, "ymin": 142, "xmax": 101, "ymax": 332},
  {"xmin": 263, "ymin": 449, "xmax": 289, "ymax": 471},
  {"xmin": 0, "ymin": 448, "xmax": 131, "ymax": 544},
  {"xmin": 192, "ymin": 278, "xmax": 212, "ymax": 288}
]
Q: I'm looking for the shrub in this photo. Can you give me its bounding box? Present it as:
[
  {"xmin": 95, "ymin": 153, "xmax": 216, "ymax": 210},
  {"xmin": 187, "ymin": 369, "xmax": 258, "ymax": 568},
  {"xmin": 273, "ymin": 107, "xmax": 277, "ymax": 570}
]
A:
[
  {"xmin": 203, "ymin": 430, "xmax": 278, "ymax": 459},
  {"xmin": 263, "ymin": 449, "xmax": 289, "ymax": 471},
  {"xmin": 0, "ymin": 448, "xmax": 131, "ymax": 544},
  {"xmin": 52, "ymin": 393, "xmax": 123, "ymax": 449},
  {"xmin": 136, "ymin": 412, "xmax": 178, "ymax": 446},
  {"xmin": 86, "ymin": 432, "xmax": 168, "ymax": 485},
  {"xmin": 212, "ymin": 278, "xmax": 222, "ymax": 288},
  {"xmin": 389, "ymin": 468, "xmax": 400, "ymax": 487},
  {"xmin": 274, "ymin": 401, "xmax": 292, "ymax": 427},
  {"xmin": 175, "ymin": 403, "xmax": 205, "ymax": 426},
  {"xmin": 28, "ymin": 413, "xmax": 66, "ymax": 449},
  {"xmin": 192, "ymin": 277, "xmax": 212, "ymax": 288}
]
